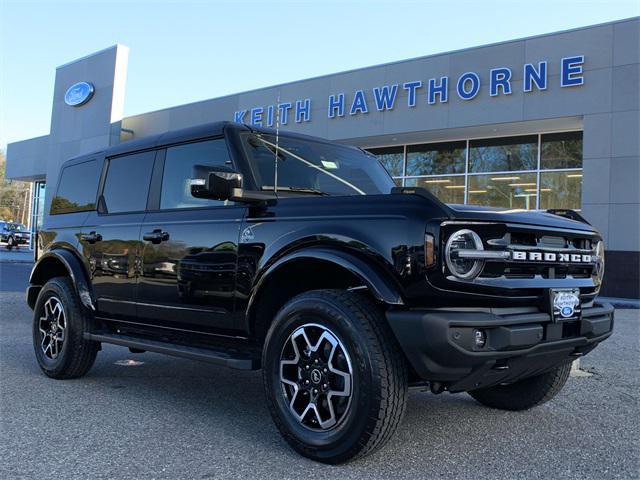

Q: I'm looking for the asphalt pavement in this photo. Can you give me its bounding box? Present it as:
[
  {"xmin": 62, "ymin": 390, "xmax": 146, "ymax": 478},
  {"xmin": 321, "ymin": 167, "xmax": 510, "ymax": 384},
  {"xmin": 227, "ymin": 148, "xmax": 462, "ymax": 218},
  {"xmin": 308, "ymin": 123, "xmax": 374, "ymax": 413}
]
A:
[{"xmin": 0, "ymin": 262, "xmax": 638, "ymax": 479}]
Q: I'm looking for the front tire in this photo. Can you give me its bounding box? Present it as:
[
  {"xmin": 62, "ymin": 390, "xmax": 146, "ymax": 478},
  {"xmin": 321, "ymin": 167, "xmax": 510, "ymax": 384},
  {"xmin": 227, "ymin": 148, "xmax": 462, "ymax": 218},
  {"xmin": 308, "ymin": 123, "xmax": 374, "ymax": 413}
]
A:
[
  {"xmin": 32, "ymin": 277, "xmax": 98, "ymax": 379},
  {"xmin": 469, "ymin": 362, "xmax": 571, "ymax": 411},
  {"xmin": 6, "ymin": 236, "xmax": 14, "ymax": 250},
  {"xmin": 263, "ymin": 290, "xmax": 408, "ymax": 464}
]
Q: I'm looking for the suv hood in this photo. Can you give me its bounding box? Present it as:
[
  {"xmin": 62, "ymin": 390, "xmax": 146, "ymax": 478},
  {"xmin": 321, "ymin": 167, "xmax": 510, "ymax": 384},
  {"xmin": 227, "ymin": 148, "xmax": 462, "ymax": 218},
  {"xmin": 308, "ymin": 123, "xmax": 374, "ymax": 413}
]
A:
[{"xmin": 446, "ymin": 204, "xmax": 595, "ymax": 232}]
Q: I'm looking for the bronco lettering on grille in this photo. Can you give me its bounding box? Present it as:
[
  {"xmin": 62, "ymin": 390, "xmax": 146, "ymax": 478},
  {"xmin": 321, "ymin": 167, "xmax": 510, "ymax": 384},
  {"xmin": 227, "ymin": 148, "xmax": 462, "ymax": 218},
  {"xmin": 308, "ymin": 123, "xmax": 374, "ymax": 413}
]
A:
[{"xmin": 511, "ymin": 251, "xmax": 593, "ymax": 263}]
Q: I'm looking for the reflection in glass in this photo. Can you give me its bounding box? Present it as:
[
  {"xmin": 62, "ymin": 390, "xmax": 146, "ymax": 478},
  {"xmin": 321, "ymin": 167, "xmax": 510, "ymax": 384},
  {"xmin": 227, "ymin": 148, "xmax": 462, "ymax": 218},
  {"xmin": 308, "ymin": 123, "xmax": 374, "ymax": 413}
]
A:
[
  {"xmin": 35, "ymin": 182, "xmax": 46, "ymax": 230},
  {"xmin": 367, "ymin": 146, "xmax": 404, "ymax": 177},
  {"xmin": 468, "ymin": 173, "xmax": 538, "ymax": 210},
  {"xmin": 406, "ymin": 141, "xmax": 466, "ymax": 176},
  {"xmin": 405, "ymin": 176, "xmax": 465, "ymax": 204},
  {"xmin": 50, "ymin": 160, "xmax": 101, "ymax": 214},
  {"xmin": 541, "ymin": 132, "xmax": 583, "ymax": 169},
  {"xmin": 103, "ymin": 152, "xmax": 155, "ymax": 214},
  {"xmin": 539, "ymin": 171, "xmax": 583, "ymax": 210},
  {"xmin": 469, "ymin": 135, "xmax": 538, "ymax": 173},
  {"xmin": 161, "ymin": 139, "xmax": 232, "ymax": 209},
  {"xmin": 366, "ymin": 131, "xmax": 584, "ymax": 211}
]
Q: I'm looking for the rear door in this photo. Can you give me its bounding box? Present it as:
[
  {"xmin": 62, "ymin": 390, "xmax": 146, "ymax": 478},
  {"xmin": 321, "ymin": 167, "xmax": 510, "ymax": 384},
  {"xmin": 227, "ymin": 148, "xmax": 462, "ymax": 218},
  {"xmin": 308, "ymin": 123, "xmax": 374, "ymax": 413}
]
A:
[
  {"xmin": 137, "ymin": 138, "xmax": 247, "ymax": 334},
  {"xmin": 80, "ymin": 150, "xmax": 156, "ymax": 321}
]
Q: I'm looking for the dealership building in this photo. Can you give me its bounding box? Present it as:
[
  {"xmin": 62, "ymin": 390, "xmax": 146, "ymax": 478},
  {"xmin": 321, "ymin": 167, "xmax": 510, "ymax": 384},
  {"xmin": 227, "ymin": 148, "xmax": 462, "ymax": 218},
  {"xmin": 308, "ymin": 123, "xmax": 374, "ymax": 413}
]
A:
[{"xmin": 6, "ymin": 17, "xmax": 639, "ymax": 298}]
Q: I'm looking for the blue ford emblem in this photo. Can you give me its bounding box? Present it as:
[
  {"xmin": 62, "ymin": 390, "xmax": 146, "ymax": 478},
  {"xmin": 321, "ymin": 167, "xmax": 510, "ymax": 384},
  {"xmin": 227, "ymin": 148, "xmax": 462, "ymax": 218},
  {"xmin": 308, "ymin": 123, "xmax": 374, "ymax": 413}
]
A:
[
  {"xmin": 64, "ymin": 82, "xmax": 95, "ymax": 106},
  {"xmin": 561, "ymin": 306, "xmax": 574, "ymax": 317}
]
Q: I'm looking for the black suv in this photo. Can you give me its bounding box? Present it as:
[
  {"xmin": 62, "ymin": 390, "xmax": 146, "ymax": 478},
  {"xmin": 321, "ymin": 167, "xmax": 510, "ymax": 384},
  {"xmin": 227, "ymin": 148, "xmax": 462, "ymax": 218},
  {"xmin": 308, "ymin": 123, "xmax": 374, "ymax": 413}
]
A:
[
  {"xmin": 28, "ymin": 122, "xmax": 613, "ymax": 463},
  {"xmin": 1, "ymin": 221, "xmax": 30, "ymax": 250}
]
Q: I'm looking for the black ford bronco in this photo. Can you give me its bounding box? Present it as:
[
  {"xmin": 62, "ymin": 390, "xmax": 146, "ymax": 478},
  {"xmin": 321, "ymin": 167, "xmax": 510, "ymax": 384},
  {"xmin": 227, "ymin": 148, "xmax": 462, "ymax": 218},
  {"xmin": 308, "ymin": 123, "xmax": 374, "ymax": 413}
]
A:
[{"xmin": 28, "ymin": 121, "xmax": 613, "ymax": 463}]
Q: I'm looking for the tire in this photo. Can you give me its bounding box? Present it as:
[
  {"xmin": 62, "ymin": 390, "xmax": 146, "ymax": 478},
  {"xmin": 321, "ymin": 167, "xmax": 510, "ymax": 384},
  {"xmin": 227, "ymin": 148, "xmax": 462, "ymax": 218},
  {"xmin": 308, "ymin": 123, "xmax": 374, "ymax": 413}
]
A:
[
  {"xmin": 6, "ymin": 236, "xmax": 14, "ymax": 250},
  {"xmin": 262, "ymin": 289, "xmax": 408, "ymax": 464},
  {"xmin": 32, "ymin": 277, "xmax": 99, "ymax": 379},
  {"xmin": 468, "ymin": 362, "xmax": 571, "ymax": 411}
]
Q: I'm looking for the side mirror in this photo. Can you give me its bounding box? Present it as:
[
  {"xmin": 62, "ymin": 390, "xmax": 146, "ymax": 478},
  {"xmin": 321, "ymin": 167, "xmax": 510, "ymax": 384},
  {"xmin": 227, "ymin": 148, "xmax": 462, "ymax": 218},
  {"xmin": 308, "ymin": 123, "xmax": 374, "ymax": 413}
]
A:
[{"xmin": 190, "ymin": 165, "xmax": 242, "ymax": 201}]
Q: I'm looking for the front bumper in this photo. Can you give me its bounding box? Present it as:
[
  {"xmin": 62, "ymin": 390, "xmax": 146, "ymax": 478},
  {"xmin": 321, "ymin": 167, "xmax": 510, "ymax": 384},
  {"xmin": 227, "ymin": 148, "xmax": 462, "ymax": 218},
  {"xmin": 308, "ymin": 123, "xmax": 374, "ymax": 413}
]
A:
[{"xmin": 387, "ymin": 303, "xmax": 614, "ymax": 392}]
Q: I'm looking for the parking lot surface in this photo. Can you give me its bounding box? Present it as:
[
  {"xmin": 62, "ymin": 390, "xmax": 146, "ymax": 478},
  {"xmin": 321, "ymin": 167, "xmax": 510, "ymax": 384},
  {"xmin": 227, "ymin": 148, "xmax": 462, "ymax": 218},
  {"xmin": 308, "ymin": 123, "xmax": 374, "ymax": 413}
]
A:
[{"xmin": 1, "ymin": 262, "xmax": 638, "ymax": 479}]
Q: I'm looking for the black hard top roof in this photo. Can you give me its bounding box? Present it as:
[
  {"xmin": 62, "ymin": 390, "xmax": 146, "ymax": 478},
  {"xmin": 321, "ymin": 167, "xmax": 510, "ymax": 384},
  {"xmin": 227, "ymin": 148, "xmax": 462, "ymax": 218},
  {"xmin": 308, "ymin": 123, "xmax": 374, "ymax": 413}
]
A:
[{"xmin": 61, "ymin": 121, "xmax": 358, "ymax": 168}]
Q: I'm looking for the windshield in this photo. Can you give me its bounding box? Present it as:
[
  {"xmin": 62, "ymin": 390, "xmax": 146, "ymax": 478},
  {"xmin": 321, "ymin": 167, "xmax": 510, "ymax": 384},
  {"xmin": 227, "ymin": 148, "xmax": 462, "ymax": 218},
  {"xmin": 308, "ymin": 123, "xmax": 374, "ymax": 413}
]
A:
[{"xmin": 240, "ymin": 132, "xmax": 394, "ymax": 196}]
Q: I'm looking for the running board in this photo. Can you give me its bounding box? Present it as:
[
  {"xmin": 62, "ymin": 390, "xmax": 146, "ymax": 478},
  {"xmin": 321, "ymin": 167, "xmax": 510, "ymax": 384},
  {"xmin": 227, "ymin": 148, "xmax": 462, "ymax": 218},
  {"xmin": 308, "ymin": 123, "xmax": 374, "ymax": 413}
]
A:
[{"xmin": 84, "ymin": 333, "xmax": 259, "ymax": 370}]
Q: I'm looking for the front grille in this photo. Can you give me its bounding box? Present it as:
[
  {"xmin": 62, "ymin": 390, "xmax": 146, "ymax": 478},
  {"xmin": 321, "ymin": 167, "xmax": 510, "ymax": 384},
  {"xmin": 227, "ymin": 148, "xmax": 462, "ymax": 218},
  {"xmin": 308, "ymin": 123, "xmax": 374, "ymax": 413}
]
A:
[
  {"xmin": 481, "ymin": 260, "xmax": 594, "ymax": 279},
  {"xmin": 479, "ymin": 228, "xmax": 597, "ymax": 280},
  {"xmin": 440, "ymin": 221, "xmax": 601, "ymax": 298}
]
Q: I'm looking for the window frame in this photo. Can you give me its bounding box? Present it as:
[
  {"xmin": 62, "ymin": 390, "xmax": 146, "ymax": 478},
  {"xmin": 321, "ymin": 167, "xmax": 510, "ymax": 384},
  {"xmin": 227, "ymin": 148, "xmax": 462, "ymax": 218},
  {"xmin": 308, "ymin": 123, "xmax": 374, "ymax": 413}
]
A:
[
  {"xmin": 50, "ymin": 157, "xmax": 103, "ymax": 215},
  {"xmin": 98, "ymin": 148, "xmax": 158, "ymax": 216},
  {"xmin": 147, "ymin": 135, "xmax": 244, "ymax": 213}
]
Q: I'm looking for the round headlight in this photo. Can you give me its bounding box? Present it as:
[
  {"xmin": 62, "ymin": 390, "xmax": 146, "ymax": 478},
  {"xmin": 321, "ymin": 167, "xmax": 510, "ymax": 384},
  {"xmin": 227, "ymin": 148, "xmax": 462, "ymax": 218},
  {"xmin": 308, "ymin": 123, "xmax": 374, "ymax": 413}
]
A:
[
  {"xmin": 445, "ymin": 229, "xmax": 484, "ymax": 280},
  {"xmin": 594, "ymin": 240, "xmax": 605, "ymax": 286}
]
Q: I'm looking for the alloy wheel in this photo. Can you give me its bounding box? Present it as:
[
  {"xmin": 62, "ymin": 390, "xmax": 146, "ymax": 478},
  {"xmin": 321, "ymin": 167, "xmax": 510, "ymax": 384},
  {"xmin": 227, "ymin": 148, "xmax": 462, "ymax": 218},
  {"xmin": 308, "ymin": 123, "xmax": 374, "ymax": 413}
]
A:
[
  {"xmin": 279, "ymin": 323, "xmax": 353, "ymax": 431},
  {"xmin": 38, "ymin": 297, "xmax": 66, "ymax": 360}
]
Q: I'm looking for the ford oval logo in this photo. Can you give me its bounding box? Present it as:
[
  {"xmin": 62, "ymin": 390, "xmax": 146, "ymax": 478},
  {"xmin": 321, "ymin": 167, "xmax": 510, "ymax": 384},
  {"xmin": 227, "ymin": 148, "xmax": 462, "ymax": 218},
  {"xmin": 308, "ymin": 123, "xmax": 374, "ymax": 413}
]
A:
[{"xmin": 64, "ymin": 82, "xmax": 95, "ymax": 107}]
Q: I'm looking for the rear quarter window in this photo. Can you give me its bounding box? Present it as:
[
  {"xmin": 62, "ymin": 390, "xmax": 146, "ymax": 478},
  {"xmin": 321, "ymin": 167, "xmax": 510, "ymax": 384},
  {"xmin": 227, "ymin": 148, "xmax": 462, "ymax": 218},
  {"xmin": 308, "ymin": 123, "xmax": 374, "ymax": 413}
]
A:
[
  {"xmin": 50, "ymin": 159, "xmax": 102, "ymax": 215},
  {"xmin": 102, "ymin": 151, "xmax": 155, "ymax": 214}
]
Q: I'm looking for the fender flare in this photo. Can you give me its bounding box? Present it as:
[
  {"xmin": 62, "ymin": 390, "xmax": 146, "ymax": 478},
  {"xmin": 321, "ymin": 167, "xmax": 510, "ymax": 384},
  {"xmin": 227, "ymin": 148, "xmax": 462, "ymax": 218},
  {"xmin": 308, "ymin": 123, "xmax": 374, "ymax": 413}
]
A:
[
  {"xmin": 247, "ymin": 247, "xmax": 405, "ymax": 319},
  {"xmin": 28, "ymin": 249, "xmax": 95, "ymax": 311}
]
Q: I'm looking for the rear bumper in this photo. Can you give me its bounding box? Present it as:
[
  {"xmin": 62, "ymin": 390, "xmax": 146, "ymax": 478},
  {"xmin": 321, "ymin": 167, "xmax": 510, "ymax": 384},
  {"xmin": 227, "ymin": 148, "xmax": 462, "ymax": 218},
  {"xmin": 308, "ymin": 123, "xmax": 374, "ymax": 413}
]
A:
[{"xmin": 386, "ymin": 303, "xmax": 614, "ymax": 392}]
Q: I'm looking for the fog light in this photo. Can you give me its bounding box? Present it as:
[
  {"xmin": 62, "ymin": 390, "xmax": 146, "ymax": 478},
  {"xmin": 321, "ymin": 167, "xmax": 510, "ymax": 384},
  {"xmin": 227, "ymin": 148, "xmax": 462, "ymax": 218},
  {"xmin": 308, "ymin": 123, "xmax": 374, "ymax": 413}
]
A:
[{"xmin": 473, "ymin": 329, "xmax": 486, "ymax": 348}]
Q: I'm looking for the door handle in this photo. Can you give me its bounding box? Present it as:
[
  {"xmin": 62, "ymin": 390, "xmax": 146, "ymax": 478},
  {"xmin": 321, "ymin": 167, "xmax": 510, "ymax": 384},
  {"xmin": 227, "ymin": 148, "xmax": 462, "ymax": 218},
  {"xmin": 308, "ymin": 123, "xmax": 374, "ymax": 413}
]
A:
[
  {"xmin": 81, "ymin": 231, "xmax": 102, "ymax": 243},
  {"xmin": 143, "ymin": 229, "xmax": 170, "ymax": 244}
]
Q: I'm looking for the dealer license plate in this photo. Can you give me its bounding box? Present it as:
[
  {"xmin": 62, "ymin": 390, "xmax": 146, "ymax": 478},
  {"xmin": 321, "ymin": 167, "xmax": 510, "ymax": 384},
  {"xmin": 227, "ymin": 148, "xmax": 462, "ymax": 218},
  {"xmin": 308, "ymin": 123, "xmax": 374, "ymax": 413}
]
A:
[{"xmin": 550, "ymin": 289, "xmax": 581, "ymax": 322}]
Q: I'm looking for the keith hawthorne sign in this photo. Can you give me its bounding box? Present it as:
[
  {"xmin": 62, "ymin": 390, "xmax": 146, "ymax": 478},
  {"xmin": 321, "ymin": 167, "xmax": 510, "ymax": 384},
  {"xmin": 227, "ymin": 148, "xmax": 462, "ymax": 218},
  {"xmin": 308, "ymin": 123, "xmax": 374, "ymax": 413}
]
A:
[{"xmin": 234, "ymin": 55, "xmax": 585, "ymax": 126}]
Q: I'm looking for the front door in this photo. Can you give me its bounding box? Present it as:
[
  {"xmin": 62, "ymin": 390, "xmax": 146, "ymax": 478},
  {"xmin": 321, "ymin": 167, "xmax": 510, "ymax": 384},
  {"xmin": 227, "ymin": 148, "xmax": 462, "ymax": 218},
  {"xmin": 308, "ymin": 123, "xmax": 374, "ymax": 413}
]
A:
[
  {"xmin": 80, "ymin": 150, "xmax": 157, "ymax": 320},
  {"xmin": 136, "ymin": 138, "xmax": 246, "ymax": 334}
]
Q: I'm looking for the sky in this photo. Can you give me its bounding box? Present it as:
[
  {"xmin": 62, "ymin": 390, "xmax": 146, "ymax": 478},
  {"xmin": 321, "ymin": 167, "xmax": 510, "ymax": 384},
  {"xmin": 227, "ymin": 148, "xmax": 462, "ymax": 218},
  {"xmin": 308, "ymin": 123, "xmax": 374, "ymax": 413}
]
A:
[{"xmin": 1, "ymin": 0, "xmax": 638, "ymax": 149}]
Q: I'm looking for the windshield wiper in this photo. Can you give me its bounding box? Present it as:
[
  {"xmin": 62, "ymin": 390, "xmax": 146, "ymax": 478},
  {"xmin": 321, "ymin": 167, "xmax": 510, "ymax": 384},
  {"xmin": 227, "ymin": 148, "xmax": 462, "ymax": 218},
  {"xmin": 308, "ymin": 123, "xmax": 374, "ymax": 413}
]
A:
[{"xmin": 261, "ymin": 186, "xmax": 329, "ymax": 196}]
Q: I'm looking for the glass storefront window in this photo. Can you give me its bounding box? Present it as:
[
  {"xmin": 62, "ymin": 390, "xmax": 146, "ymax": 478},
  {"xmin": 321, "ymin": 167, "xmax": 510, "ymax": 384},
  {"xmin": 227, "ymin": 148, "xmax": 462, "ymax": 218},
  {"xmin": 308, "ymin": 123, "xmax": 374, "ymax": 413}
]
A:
[
  {"xmin": 469, "ymin": 135, "xmax": 538, "ymax": 172},
  {"xmin": 539, "ymin": 171, "xmax": 583, "ymax": 210},
  {"xmin": 367, "ymin": 146, "xmax": 404, "ymax": 177},
  {"xmin": 365, "ymin": 131, "xmax": 583, "ymax": 211},
  {"xmin": 405, "ymin": 175, "xmax": 465, "ymax": 204},
  {"xmin": 30, "ymin": 181, "xmax": 46, "ymax": 249},
  {"xmin": 406, "ymin": 141, "xmax": 466, "ymax": 176},
  {"xmin": 468, "ymin": 172, "xmax": 538, "ymax": 210},
  {"xmin": 393, "ymin": 178, "xmax": 403, "ymax": 187},
  {"xmin": 541, "ymin": 131, "xmax": 583, "ymax": 169}
]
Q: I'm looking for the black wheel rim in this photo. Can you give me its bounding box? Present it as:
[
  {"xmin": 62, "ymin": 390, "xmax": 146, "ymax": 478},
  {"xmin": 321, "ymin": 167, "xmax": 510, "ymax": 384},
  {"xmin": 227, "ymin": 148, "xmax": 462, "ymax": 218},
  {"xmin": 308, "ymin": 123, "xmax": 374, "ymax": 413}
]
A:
[
  {"xmin": 279, "ymin": 323, "xmax": 353, "ymax": 432},
  {"xmin": 38, "ymin": 297, "xmax": 66, "ymax": 360}
]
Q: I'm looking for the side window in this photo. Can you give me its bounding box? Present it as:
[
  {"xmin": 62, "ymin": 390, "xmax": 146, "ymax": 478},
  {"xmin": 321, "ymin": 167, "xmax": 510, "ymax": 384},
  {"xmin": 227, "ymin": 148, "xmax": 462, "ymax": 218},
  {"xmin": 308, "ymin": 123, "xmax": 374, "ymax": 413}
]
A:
[
  {"xmin": 160, "ymin": 139, "xmax": 232, "ymax": 209},
  {"xmin": 102, "ymin": 151, "xmax": 155, "ymax": 214},
  {"xmin": 50, "ymin": 159, "xmax": 102, "ymax": 214}
]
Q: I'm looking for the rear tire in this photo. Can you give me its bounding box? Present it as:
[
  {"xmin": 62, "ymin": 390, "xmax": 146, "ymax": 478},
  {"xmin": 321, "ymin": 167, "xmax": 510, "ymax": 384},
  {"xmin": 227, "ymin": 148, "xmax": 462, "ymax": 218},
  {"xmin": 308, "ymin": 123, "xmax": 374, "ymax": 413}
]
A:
[
  {"xmin": 263, "ymin": 289, "xmax": 408, "ymax": 464},
  {"xmin": 469, "ymin": 362, "xmax": 571, "ymax": 411},
  {"xmin": 32, "ymin": 277, "xmax": 99, "ymax": 379},
  {"xmin": 6, "ymin": 236, "xmax": 14, "ymax": 250}
]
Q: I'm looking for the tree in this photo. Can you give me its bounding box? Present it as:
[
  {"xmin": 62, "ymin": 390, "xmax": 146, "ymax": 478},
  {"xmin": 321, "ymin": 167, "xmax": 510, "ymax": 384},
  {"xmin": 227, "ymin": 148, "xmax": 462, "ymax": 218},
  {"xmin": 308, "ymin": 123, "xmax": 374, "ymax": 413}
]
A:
[{"xmin": 0, "ymin": 150, "xmax": 32, "ymax": 225}]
